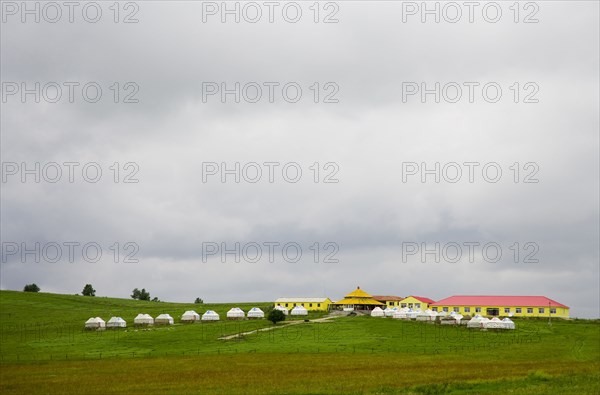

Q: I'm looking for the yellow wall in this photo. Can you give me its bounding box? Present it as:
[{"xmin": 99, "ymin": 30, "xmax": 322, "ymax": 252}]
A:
[
  {"xmin": 400, "ymin": 296, "xmax": 431, "ymax": 310},
  {"xmin": 431, "ymin": 305, "xmax": 569, "ymax": 318},
  {"xmin": 274, "ymin": 299, "xmax": 331, "ymax": 311}
]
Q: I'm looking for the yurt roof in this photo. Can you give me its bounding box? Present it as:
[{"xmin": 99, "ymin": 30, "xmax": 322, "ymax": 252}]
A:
[
  {"xmin": 344, "ymin": 286, "xmax": 373, "ymax": 298},
  {"xmin": 182, "ymin": 310, "xmax": 199, "ymax": 316},
  {"xmin": 203, "ymin": 310, "xmax": 219, "ymax": 315}
]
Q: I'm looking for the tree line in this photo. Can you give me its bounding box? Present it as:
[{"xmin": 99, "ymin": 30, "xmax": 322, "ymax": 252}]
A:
[{"xmin": 22, "ymin": 283, "xmax": 203, "ymax": 304}]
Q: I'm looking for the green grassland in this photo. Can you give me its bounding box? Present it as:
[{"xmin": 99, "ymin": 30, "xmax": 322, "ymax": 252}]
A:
[{"xmin": 1, "ymin": 290, "xmax": 599, "ymax": 394}]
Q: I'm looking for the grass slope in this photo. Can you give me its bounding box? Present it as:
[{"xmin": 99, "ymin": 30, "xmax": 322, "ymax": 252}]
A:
[{"xmin": 1, "ymin": 291, "xmax": 599, "ymax": 394}]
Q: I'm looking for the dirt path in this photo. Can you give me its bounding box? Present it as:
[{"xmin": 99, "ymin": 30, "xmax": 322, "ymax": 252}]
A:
[{"xmin": 218, "ymin": 315, "xmax": 340, "ymax": 340}]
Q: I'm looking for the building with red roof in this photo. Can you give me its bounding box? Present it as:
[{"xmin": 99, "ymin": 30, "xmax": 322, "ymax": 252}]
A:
[{"xmin": 431, "ymin": 295, "xmax": 569, "ymax": 318}]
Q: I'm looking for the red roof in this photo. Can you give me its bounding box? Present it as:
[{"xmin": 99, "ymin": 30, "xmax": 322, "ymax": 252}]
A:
[
  {"xmin": 408, "ymin": 296, "xmax": 436, "ymax": 304},
  {"xmin": 431, "ymin": 295, "xmax": 568, "ymax": 308}
]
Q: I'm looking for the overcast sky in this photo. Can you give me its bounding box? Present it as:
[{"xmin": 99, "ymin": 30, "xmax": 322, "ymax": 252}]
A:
[{"xmin": 1, "ymin": 1, "xmax": 598, "ymax": 317}]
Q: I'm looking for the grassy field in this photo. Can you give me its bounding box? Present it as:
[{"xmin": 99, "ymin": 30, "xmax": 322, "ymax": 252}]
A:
[{"xmin": 1, "ymin": 291, "xmax": 599, "ymax": 394}]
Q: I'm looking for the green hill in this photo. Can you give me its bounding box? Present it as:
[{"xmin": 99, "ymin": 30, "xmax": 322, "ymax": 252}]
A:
[{"xmin": 1, "ymin": 290, "xmax": 599, "ymax": 394}]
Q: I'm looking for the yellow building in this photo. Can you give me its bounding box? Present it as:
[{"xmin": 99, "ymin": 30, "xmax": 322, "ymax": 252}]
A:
[
  {"xmin": 431, "ymin": 295, "xmax": 570, "ymax": 318},
  {"xmin": 274, "ymin": 298, "xmax": 332, "ymax": 311},
  {"xmin": 399, "ymin": 296, "xmax": 435, "ymax": 310},
  {"xmin": 372, "ymin": 295, "xmax": 404, "ymax": 308},
  {"xmin": 333, "ymin": 286, "xmax": 385, "ymax": 311}
]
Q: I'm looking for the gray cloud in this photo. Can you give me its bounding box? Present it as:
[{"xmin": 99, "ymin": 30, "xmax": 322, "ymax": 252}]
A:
[{"xmin": 1, "ymin": 1, "xmax": 598, "ymax": 318}]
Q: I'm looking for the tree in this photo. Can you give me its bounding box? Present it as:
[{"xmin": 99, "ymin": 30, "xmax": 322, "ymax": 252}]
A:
[
  {"xmin": 23, "ymin": 283, "xmax": 40, "ymax": 292},
  {"xmin": 194, "ymin": 297, "xmax": 203, "ymax": 304},
  {"xmin": 82, "ymin": 284, "xmax": 96, "ymax": 296},
  {"xmin": 151, "ymin": 297, "xmax": 160, "ymax": 302},
  {"xmin": 131, "ymin": 288, "xmax": 150, "ymax": 301},
  {"xmin": 267, "ymin": 309, "xmax": 285, "ymax": 325},
  {"xmin": 139, "ymin": 289, "xmax": 150, "ymax": 301}
]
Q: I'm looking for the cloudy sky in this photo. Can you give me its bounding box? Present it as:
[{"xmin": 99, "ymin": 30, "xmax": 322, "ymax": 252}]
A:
[{"xmin": 1, "ymin": 1, "xmax": 598, "ymax": 317}]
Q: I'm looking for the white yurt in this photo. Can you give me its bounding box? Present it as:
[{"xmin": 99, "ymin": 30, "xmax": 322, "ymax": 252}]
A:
[
  {"xmin": 440, "ymin": 315, "xmax": 459, "ymax": 325},
  {"xmin": 483, "ymin": 317, "xmax": 504, "ymax": 329},
  {"xmin": 502, "ymin": 317, "xmax": 516, "ymax": 330},
  {"xmin": 85, "ymin": 317, "xmax": 105, "ymax": 330},
  {"xmin": 416, "ymin": 309, "xmax": 436, "ymax": 322},
  {"xmin": 155, "ymin": 313, "xmax": 174, "ymax": 325},
  {"xmin": 407, "ymin": 309, "xmax": 420, "ymax": 319},
  {"xmin": 449, "ymin": 312, "xmax": 464, "ymax": 323},
  {"xmin": 384, "ymin": 307, "xmax": 398, "ymax": 317},
  {"xmin": 479, "ymin": 317, "xmax": 490, "ymax": 328},
  {"xmin": 227, "ymin": 307, "xmax": 245, "ymax": 320},
  {"xmin": 291, "ymin": 305, "xmax": 308, "ymax": 316},
  {"xmin": 466, "ymin": 315, "xmax": 485, "ymax": 329},
  {"xmin": 247, "ymin": 307, "xmax": 265, "ymax": 319},
  {"xmin": 201, "ymin": 310, "xmax": 220, "ymax": 321},
  {"xmin": 181, "ymin": 310, "xmax": 200, "ymax": 322},
  {"xmin": 106, "ymin": 317, "xmax": 126, "ymax": 328},
  {"xmin": 134, "ymin": 313, "xmax": 154, "ymax": 325},
  {"xmin": 274, "ymin": 305, "xmax": 289, "ymax": 315},
  {"xmin": 371, "ymin": 307, "xmax": 385, "ymax": 317},
  {"xmin": 392, "ymin": 308, "xmax": 409, "ymax": 320}
]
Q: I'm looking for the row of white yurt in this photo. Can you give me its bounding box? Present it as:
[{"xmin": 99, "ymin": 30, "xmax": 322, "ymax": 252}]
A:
[
  {"xmin": 466, "ymin": 315, "xmax": 515, "ymax": 329},
  {"xmin": 86, "ymin": 307, "xmax": 269, "ymax": 328}
]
